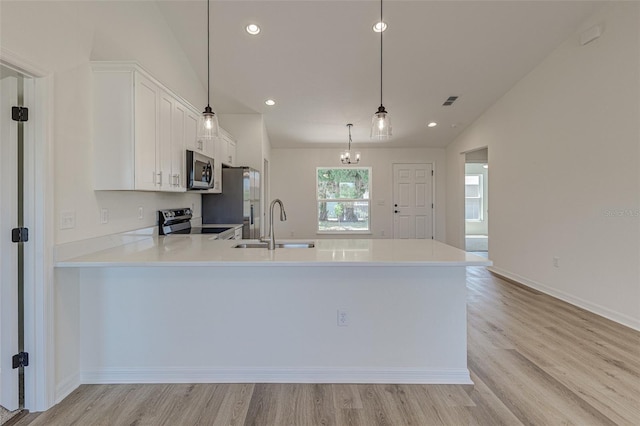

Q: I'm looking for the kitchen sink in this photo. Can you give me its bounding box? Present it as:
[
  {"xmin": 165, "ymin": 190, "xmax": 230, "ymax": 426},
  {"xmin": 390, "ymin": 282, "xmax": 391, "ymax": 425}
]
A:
[{"xmin": 233, "ymin": 242, "xmax": 315, "ymax": 249}]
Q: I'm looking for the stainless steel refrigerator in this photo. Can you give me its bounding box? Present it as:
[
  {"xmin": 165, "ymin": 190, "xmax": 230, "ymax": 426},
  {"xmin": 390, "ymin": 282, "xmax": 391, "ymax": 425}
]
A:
[{"xmin": 202, "ymin": 167, "xmax": 260, "ymax": 239}]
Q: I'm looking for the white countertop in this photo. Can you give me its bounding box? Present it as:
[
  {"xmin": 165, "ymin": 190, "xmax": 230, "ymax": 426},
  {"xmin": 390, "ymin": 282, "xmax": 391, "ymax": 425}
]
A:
[{"xmin": 55, "ymin": 236, "xmax": 492, "ymax": 268}]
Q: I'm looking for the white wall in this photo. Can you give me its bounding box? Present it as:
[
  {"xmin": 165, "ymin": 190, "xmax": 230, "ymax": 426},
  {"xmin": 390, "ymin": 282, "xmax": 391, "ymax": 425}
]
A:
[
  {"xmin": 271, "ymin": 148, "xmax": 446, "ymax": 240},
  {"xmin": 0, "ymin": 1, "xmax": 206, "ymax": 244},
  {"xmin": 446, "ymin": 3, "xmax": 640, "ymax": 329}
]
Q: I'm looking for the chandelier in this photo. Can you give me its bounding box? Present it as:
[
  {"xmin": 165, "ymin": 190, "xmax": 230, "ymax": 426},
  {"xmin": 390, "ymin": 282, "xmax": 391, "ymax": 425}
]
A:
[{"xmin": 340, "ymin": 124, "xmax": 360, "ymax": 164}]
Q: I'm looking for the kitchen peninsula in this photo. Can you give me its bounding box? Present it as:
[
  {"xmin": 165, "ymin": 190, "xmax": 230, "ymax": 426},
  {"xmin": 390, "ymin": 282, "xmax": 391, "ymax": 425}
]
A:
[{"xmin": 54, "ymin": 236, "xmax": 490, "ymax": 396}]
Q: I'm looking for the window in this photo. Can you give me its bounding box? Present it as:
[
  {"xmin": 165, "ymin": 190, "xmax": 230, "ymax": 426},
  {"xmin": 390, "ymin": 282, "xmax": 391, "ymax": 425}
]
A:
[
  {"xmin": 317, "ymin": 167, "xmax": 371, "ymax": 233},
  {"xmin": 465, "ymin": 175, "xmax": 483, "ymax": 221}
]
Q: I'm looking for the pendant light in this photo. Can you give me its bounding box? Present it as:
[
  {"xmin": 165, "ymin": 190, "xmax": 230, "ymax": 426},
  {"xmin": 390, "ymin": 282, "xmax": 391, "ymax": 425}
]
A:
[
  {"xmin": 341, "ymin": 124, "xmax": 360, "ymax": 164},
  {"xmin": 198, "ymin": 0, "xmax": 219, "ymax": 141},
  {"xmin": 371, "ymin": 0, "xmax": 391, "ymax": 140}
]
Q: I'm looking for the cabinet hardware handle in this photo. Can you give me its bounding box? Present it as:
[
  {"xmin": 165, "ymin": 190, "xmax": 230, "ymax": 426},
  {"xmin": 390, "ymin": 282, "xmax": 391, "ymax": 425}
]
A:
[{"xmin": 157, "ymin": 173, "xmax": 162, "ymax": 186}]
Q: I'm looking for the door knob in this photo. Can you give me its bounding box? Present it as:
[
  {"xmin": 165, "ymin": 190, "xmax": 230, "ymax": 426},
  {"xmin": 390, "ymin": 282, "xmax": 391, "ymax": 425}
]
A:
[
  {"xmin": 394, "ymin": 210, "xmax": 399, "ymax": 213},
  {"xmin": 394, "ymin": 204, "xmax": 398, "ymax": 207}
]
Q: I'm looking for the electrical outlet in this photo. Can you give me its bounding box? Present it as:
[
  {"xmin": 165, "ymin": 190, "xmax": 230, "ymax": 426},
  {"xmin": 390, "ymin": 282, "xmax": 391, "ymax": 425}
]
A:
[
  {"xmin": 381, "ymin": 230, "xmax": 385, "ymax": 237},
  {"xmin": 100, "ymin": 208, "xmax": 109, "ymax": 224},
  {"xmin": 553, "ymin": 257, "xmax": 560, "ymax": 268},
  {"xmin": 60, "ymin": 210, "xmax": 76, "ymax": 230},
  {"xmin": 138, "ymin": 207, "xmax": 144, "ymax": 220},
  {"xmin": 337, "ymin": 309, "xmax": 349, "ymax": 327},
  {"xmin": 290, "ymin": 231, "xmax": 295, "ymax": 237}
]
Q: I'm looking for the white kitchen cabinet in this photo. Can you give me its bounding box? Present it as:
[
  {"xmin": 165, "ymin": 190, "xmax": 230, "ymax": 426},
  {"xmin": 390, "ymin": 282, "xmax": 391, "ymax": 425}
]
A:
[
  {"xmin": 219, "ymin": 128, "xmax": 237, "ymax": 167},
  {"xmin": 133, "ymin": 72, "xmax": 160, "ymax": 190},
  {"xmin": 209, "ymin": 137, "xmax": 222, "ymax": 193},
  {"xmin": 205, "ymin": 127, "xmax": 237, "ymax": 194},
  {"xmin": 92, "ymin": 62, "xmax": 195, "ymax": 192}
]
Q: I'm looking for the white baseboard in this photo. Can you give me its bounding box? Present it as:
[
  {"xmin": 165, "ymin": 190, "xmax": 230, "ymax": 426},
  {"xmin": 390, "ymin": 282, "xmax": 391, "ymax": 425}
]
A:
[
  {"xmin": 81, "ymin": 367, "xmax": 472, "ymax": 385},
  {"xmin": 55, "ymin": 372, "xmax": 80, "ymax": 404},
  {"xmin": 488, "ymin": 266, "xmax": 640, "ymax": 332}
]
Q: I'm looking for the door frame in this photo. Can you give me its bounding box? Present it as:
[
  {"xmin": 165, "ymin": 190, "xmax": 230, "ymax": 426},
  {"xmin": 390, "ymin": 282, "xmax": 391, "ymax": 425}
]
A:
[
  {"xmin": 1, "ymin": 64, "xmax": 20, "ymax": 411},
  {"xmin": 391, "ymin": 162, "xmax": 436, "ymax": 239},
  {"xmin": 1, "ymin": 48, "xmax": 55, "ymax": 412},
  {"xmin": 460, "ymin": 146, "xmax": 489, "ymax": 251}
]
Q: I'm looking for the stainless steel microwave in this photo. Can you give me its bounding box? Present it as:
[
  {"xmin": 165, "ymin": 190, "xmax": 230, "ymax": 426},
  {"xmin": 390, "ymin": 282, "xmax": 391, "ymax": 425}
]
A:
[{"xmin": 186, "ymin": 150, "xmax": 215, "ymax": 190}]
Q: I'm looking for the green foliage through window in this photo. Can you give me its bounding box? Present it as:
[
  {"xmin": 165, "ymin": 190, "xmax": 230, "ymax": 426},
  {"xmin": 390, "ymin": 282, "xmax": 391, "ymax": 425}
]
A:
[{"xmin": 317, "ymin": 168, "xmax": 371, "ymax": 232}]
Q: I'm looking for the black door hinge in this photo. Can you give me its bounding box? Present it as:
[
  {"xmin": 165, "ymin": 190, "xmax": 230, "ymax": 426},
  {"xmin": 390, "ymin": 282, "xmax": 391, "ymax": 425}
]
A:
[
  {"xmin": 12, "ymin": 106, "xmax": 29, "ymax": 122},
  {"xmin": 11, "ymin": 227, "xmax": 29, "ymax": 243},
  {"xmin": 431, "ymin": 170, "xmax": 434, "ymax": 176},
  {"xmin": 12, "ymin": 352, "xmax": 29, "ymax": 369}
]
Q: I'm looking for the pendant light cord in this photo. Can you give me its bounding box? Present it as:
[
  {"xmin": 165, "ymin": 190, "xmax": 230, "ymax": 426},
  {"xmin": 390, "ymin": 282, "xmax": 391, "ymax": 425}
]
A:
[
  {"xmin": 379, "ymin": 0, "xmax": 383, "ymax": 107},
  {"xmin": 207, "ymin": 0, "xmax": 210, "ymax": 106},
  {"xmin": 348, "ymin": 124, "xmax": 353, "ymax": 150}
]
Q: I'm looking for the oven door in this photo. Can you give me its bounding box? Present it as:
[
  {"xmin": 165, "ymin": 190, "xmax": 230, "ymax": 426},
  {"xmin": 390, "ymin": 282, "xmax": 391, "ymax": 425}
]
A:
[{"xmin": 186, "ymin": 150, "xmax": 215, "ymax": 190}]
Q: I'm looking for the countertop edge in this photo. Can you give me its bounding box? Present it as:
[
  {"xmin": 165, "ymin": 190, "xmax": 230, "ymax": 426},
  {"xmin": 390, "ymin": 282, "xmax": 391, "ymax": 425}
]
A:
[{"xmin": 55, "ymin": 260, "xmax": 493, "ymax": 268}]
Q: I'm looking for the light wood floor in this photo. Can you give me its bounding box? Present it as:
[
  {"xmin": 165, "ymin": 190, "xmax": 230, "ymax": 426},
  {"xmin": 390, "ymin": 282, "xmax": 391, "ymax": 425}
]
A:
[{"xmin": 10, "ymin": 267, "xmax": 640, "ymax": 425}]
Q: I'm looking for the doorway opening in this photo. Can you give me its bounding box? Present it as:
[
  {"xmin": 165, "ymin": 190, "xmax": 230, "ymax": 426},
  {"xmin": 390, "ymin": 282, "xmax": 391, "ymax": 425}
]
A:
[{"xmin": 464, "ymin": 148, "xmax": 488, "ymax": 256}]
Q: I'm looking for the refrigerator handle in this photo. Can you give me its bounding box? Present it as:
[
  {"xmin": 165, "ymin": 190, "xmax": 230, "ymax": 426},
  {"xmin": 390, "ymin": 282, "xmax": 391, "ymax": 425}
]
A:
[{"xmin": 250, "ymin": 204, "xmax": 254, "ymax": 225}]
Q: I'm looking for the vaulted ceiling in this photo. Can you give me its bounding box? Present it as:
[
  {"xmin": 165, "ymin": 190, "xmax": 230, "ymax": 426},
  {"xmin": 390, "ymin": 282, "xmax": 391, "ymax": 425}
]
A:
[{"xmin": 157, "ymin": 0, "xmax": 604, "ymax": 148}]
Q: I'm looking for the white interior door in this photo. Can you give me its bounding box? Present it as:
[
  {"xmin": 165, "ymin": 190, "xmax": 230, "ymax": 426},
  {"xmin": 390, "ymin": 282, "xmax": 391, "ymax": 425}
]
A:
[
  {"xmin": 393, "ymin": 163, "xmax": 433, "ymax": 239},
  {"xmin": 0, "ymin": 68, "xmax": 20, "ymax": 411}
]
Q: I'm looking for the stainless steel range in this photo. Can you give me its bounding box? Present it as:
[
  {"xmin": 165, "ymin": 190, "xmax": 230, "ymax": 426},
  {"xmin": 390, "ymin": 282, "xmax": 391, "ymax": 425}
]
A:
[{"xmin": 158, "ymin": 208, "xmax": 237, "ymax": 240}]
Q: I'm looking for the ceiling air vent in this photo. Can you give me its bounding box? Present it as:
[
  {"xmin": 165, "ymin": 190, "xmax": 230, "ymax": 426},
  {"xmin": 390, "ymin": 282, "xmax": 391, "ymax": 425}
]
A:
[{"xmin": 442, "ymin": 96, "xmax": 459, "ymax": 106}]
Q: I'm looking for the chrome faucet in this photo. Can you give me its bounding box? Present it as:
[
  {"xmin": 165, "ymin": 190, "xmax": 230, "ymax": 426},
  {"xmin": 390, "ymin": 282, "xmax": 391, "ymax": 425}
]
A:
[{"xmin": 268, "ymin": 198, "xmax": 287, "ymax": 250}]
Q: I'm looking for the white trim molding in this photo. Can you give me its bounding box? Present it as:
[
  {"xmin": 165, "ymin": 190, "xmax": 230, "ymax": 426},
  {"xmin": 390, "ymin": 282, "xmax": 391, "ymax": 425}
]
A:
[
  {"xmin": 488, "ymin": 266, "xmax": 640, "ymax": 332},
  {"xmin": 55, "ymin": 372, "xmax": 80, "ymax": 405},
  {"xmin": 1, "ymin": 48, "xmax": 56, "ymax": 412},
  {"xmin": 81, "ymin": 367, "xmax": 473, "ymax": 385}
]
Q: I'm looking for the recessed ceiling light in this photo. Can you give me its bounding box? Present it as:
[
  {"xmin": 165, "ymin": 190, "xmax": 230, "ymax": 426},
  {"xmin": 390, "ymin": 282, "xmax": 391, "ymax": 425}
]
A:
[
  {"xmin": 265, "ymin": 99, "xmax": 276, "ymax": 106},
  {"xmin": 373, "ymin": 21, "xmax": 387, "ymax": 33},
  {"xmin": 246, "ymin": 24, "xmax": 261, "ymax": 35},
  {"xmin": 427, "ymin": 122, "xmax": 437, "ymax": 128}
]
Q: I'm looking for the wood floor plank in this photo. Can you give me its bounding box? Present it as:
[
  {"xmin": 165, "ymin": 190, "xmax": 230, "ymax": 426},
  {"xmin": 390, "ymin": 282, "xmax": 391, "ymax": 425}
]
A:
[
  {"xmin": 212, "ymin": 383, "xmax": 254, "ymax": 426},
  {"xmin": 465, "ymin": 370, "xmax": 525, "ymax": 426},
  {"xmin": 243, "ymin": 383, "xmax": 282, "ymax": 426}
]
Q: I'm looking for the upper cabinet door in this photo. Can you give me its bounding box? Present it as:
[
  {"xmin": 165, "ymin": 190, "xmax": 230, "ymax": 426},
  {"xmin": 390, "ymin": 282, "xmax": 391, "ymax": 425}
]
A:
[
  {"xmin": 172, "ymin": 102, "xmax": 187, "ymax": 191},
  {"xmin": 185, "ymin": 108, "xmax": 199, "ymax": 153},
  {"xmin": 158, "ymin": 91, "xmax": 174, "ymax": 191},
  {"xmin": 220, "ymin": 130, "xmax": 237, "ymax": 167},
  {"xmin": 134, "ymin": 73, "xmax": 160, "ymax": 191}
]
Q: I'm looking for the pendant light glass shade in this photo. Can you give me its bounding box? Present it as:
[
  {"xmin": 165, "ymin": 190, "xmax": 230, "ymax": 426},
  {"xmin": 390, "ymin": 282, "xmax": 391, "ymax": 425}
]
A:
[
  {"xmin": 371, "ymin": 0, "xmax": 391, "ymax": 140},
  {"xmin": 198, "ymin": 0, "xmax": 219, "ymax": 141},
  {"xmin": 371, "ymin": 105, "xmax": 391, "ymax": 140},
  {"xmin": 198, "ymin": 105, "xmax": 219, "ymax": 140}
]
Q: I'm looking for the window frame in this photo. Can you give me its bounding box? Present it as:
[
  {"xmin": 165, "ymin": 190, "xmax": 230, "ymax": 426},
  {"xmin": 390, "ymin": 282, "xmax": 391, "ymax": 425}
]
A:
[
  {"xmin": 465, "ymin": 174, "xmax": 484, "ymax": 222},
  {"xmin": 316, "ymin": 166, "xmax": 372, "ymax": 235}
]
